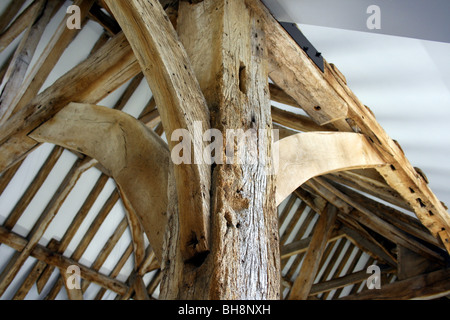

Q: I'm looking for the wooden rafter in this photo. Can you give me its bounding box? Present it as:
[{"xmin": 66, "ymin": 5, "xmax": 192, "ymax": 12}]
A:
[
  {"xmin": 275, "ymin": 132, "xmax": 386, "ymax": 205},
  {"xmin": 244, "ymin": 0, "xmax": 450, "ymax": 252},
  {"xmin": 0, "ymin": 0, "xmax": 448, "ymax": 301},
  {"xmin": 29, "ymin": 103, "xmax": 169, "ymax": 262}
]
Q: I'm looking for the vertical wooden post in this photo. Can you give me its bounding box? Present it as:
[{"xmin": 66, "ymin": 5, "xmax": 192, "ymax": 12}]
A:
[{"xmin": 162, "ymin": 0, "xmax": 280, "ymax": 299}]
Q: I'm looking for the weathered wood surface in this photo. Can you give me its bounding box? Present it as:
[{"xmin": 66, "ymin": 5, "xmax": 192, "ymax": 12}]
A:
[
  {"xmin": 288, "ymin": 205, "xmax": 338, "ymax": 300},
  {"xmin": 105, "ymin": 0, "xmax": 211, "ymax": 261},
  {"xmin": 0, "ymin": 0, "xmax": 26, "ymax": 35},
  {"xmin": 0, "ymin": 226, "xmax": 129, "ymax": 295},
  {"xmin": 0, "ymin": 0, "xmax": 43, "ymax": 53},
  {"xmin": 245, "ymin": 0, "xmax": 450, "ymax": 253},
  {"xmin": 342, "ymin": 268, "xmax": 450, "ymax": 300},
  {"xmin": 0, "ymin": 156, "xmax": 95, "ymax": 296},
  {"xmin": 0, "ymin": 31, "xmax": 140, "ymax": 174},
  {"xmin": 6, "ymin": 0, "xmax": 96, "ymax": 119},
  {"xmin": 159, "ymin": 0, "xmax": 279, "ymax": 299},
  {"xmin": 275, "ymin": 132, "xmax": 386, "ymax": 205},
  {"xmin": 29, "ymin": 103, "xmax": 169, "ymax": 262}
]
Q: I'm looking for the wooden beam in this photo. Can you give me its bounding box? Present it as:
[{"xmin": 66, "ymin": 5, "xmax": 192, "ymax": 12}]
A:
[
  {"xmin": 246, "ymin": 0, "xmax": 450, "ymax": 253},
  {"xmin": 310, "ymin": 265, "xmax": 395, "ymax": 296},
  {"xmin": 7, "ymin": 0, "xmax": 96, "ymax": 118},
  {"xmin": 275, "ymin": 132, "xmax": 386, "ymax": 205},
  {"xmin": 36, "ymin": 174, "xmax": 110, "ymax": 293},
  {"xmin": 0, "ymin": 31, "xmax": 140, "ymax": 174},
  {"xmin": 165, "ymin": 0, "xmax": 278, "ymax": 299},
  {"xmin": 0, "ymin": 226, "xmax": 129, "ymax": 296},
  {"xmin": 281, "ymin": 231, "xmax": 345, "ymax": 260},
  {"xmin": 269, "ymin": 83, "xmax": 301, "ymax": 108},
  {"xmin": 307, "ymin": 178, "xmax": 445, "ymax": 262},
  {"xmin": 331, "ymin": 180, "xmax": 443, "ymax": 249},
  {"xmin": 297, "ymin": 184, "xmax": 398, "ymax": 266},
  {"xmin": 341, "ymin": 224, "xmax": 397, "ymax": 267},
  {"xmin": 326, "ymin": 170, "xmax": 412, "ymax": 211},
  {"xmin": 0, "ymin": 0, "xmax": 43, "ymax": 53},
  {"xmin": 39, "ymin": 189, "xmax": 121, "ymax": 297},
  {"xmin": 245, "ymin": 0, "xmax": 348, "ymax": 126},
  {"xmin": 0, "ymin": 157, "xmax": 95, "ymax": 297},
  {"xmin": 316, "ymin": 177, "xmax": 446, "ymax": 262},
  {"xmin": 105, "ymin": 0, "xmax": 211, "ymax": 261},
  {"xmin": 342, "ymin": 268, "xmax": 450, "ymax": 300},
  {"xmin": 88, "ymin": 2, "xmax": 121, "ymax": 36},
  {"xmin": 0, "ymin": 0, "xmax": 59, "ymax": 124},
  {"xmin": 0, "ymin": 159, "xmax": 23, "ymax": 196},
  {"xmin": 271, "ymin": 106, "xmax": 335, "ymax": 133},
  {"xmin": 0, "ymin": 0, "xmax": 26, "ymax": 34},
  {"xmin": 3, "ymin": 146, "xmax": 64, "ymax": 230},
  {"xmin": 59, "ymin": 267, "xmax": 83, "ymax": 300},
  {"xmin": 12, "ymin": 239, "xmax": 59, "ymax": 300},
  {"xmin": 288, "ymin": 205, "xmax": 338, "ymax": 300},
  {"xmin": 29, "ymin": 103, "xmax": 169, "ymax": 262},
  {"xmin": 397, "ymin": 245, "xmax": 441, "ymax": 281},
  {"xmin": 117, "ymin": 188, "xmax": 146, "ymax": 268},
  {"xmin": 79, "ymin": 218, "xmax": 128, "ymax": 294},
  {"xmin": 94, "ymin": 244, "xmax": 134, "ymax": 300}
]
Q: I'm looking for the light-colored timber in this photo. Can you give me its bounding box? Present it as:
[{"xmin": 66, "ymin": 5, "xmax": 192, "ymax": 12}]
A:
[{"xmin": 0, "ymin": 0, "xmax": 448, "ymax": 301}]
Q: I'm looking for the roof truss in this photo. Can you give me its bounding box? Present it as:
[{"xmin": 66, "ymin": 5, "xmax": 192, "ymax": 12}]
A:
[{"xmin": 0, "ymin": 0, "xmax": 448, "ymax": 300}]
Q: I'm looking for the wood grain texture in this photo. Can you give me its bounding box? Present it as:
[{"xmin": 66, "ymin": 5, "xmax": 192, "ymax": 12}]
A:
[
  {"xmin": 29, "ymin": 103, "xmax": 169, "ymax": 262},
  {"xmin": 0, "ymin": 226, "xmax": 129, "ymax": 295},
  {"xmin": 159, "ymin": 0, "xmax": 280, "ymax": 300},
  {"xmin": 288, "ymin": 205, "xmax": 338, "ymax": 300},
  {"xmin": 342, "ymin": 268, "xmax": 450, "ymax": 300},
  {"xmin": 0, "ymin": 31, "xmax": 140, "ymax": 174},
  {"xmin": 105, "ymin": 0, "xmax": 211, "ymax": 261},
  {"xmin": 275, "ymin": 132, "xmax": 386, "ymax": 205},
  {"xmin": 7, "ymin": 0, "xmax": 96, "ymax": 118},
  {"xmin": 245, "ymin": 0, "xmax": 450, "ymax": 253},
  {"xmin": 244, "ymin": 0, "xmax": 348, "ymax": 126}
]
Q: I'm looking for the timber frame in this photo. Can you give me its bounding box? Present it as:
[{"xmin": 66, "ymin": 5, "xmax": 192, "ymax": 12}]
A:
[{"xmin": 0, "ymin": 0, "xmax": 448, "ymax": 300}]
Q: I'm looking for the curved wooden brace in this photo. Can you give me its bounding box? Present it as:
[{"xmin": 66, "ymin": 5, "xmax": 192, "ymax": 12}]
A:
[
  {"xmin": 275, "ymin": 132, "xmax": 387, "ymax": 206},
  {"xmin": 29, "ymin": 102, "xmax": 169, "ymax": 262}
]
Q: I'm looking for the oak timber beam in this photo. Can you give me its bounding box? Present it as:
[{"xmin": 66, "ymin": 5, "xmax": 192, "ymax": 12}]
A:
[
  {"xmin": 308, "ymin": 178, "xmax": 446, "ymax": 262},
  {"xmin": 246, "ymin": 0, "xmax": 450, "ymax": 253},
  {"xmin": 59, "ymin": 267, "xmax": 83, "ymax": 300},
  {"xmin": 0, "ymin": 31, "xmax": 141, "ymax": 174},
  {"xmin": 275, "ymin": 132, "xmax": 387, "ymax": 206},
  {"xmin": 0, "ymin": 0, "xmax": 63, "ymax": 125},
  {"xmin": 29, "ymin": 103, "xmax": 170, "ymax": 262},
  {"xmin": 40, "ymin": 189, "xmax": 121, "ymax": 297},
  {"xmin": 0, "ymin": 0, "xmax": 44, "ymax": 53},
  {"xmin": 288, "ymin": 205, "xmax": 339, "ymax": 300},
  {"xmin": 0, "ymin": 0, "xmax": 26, "ymax": 34},
  {"xmin": 330, "ymin": 180, "xmax": 443, "ymax": 249},
  {"xmin": 35, "ymin": 174, "xmax": 110, "ymax": 293},
  {"xmin": 79, "ymin": 218, "xmax": 128, "ymax": 295},
  {"xmin": 296, "ymin": 185, "xmax": 397, "ymax": 266},
  {"xmin": 3, "ymin": 146, "xmax": 64, "ymax": 230},
  {"xmin": 280, "ymin": 230, "xmax": 345, "ymax": 260},
  {"xmin": 7, "ymin": 0, "xmax": 96, "ymax": 119},
  {"xmin": 271, "ymin": 106, "xmax": 335, "ymax": 133},
  {"xmin": 310, "ymin": 265, "xmax": 395, "ymax": 296},
  {"xmin": 105, "ymin": 0, "xmax": 211, "ymax": 261},
  {"xmin": 0, "ymin": 226, "xmax": 129, "ymax": 296},
  {"xmin": 244, "ymin": 0, "xmax": 349, "ymax": 127},
  {"xmin": 342, "ymin": 268, "xmax": 450, "ymax": 300},
  {"xmin": 12, "ymin": 239, "xmax": 59, "ymax": 300},
  {"xmin": 0, "ymin": 156, "xmax": 95, "ymax": 297},
  {"xmin": 94, "ymin": 244, "xmax": 134, "ymax": 300},
  {"xmin": 162, "ymin": 0, "xmax": 279, "ymax": 299}
]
